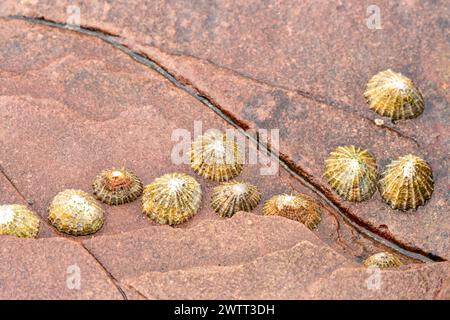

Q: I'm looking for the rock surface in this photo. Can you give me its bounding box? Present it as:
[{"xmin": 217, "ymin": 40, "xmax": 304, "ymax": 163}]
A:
[
  {"xmin": 123, "ymin": 241, "xmax": 351, "ymax": 299},
  {"xmin": 309, "ymin": 262, "xmax": 450, "ymax": 300},
  {"xmin": 0, "ymin": 0, "xmax": 447, "ymax": 259},
  {"xmin": 0, "ymin": 1, "xmax": 448, "ymax": 300},
  {"xmin": 0, "ymin": 236, "xmax": 123, "ymax": 299},
  {"xmin": 82, "ymin": 212, "xmax": 329, "ymax": 280}
]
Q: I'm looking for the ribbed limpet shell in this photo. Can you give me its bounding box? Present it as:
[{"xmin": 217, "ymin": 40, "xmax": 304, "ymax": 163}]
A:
[
  {"xmin": 142, "ymin": 173, "xmax": 202, "ymax": 225},
  {"xmin": 379, "ymin": 154, "xmax": 434, "ymax": 211},
  {"xmin": 364, "ymin": 69, "xmax": 424, "ymax": 120},
  {"xmin": 190, "ymin": 131, "xmax": 243, "ymax": 181},
  {"xmin": 364, "ymin": 252, "xmax": 403, "ymax": 269},
  {"xmin": 263, "ymin": 194, "xmax": 322, "ymax": 230},
  {"xmin": 48, "ymin": 189, "xmax": 104, "ymax": 236},
  {"xmin": 93, "ymin": 168, "xmax": 143, "ymax": 205},
  {"xmin": 211, "ymin": 181, "xmax": 261, "ymax": 218},
  {"xmin": 324, "ymin": 146, "xmax": 378, "ymax": 202},
  {"xmin": 0, "ymin": 204, "xmax": 40, "ymax": 238}
]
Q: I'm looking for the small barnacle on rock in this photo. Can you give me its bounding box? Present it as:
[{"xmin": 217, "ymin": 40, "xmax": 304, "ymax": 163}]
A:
[
  {"xmin": 211, "ymin": 181, "xmax": 261, "ymax": 218},
  {"xmin": 379, "ymin": 154, "xmax": 434, "ymax": 211},
  {"xmin": 364, "ymin": 69, "xmax": 424, "ymax": 120},
  {"xmin": 263, "ymin": 194, "xmax": 322, "ymax": 230},
  {"xmin": 48, "ymin": 189, "xmax": 104, "ymax": 236},
  {"xmin": 364, "ymin": 252, "xmax": 403, "ymax": 269},
  {"xmin": 0, "ymin": 204, "xmax": 40, "ymax": 238},
  {"xmin": 92, "ymin": 168, "xmax": 143, "ymax": 205},
  {"xmin": 142, "ymin": 173, "xmax": 202, "ymax": 225},
  {"xmin": 190, "ymin": 131, "xmax": 243, "ymax": 181},
  {"xmin": 324, "ymin": 145, "xmax": 378, "ymax": 202}
]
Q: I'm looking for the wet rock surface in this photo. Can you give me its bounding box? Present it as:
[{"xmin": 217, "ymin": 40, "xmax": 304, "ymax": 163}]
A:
[{"xmin": 0, "ymin": 1, "xmax": 448, "ymax": 299}]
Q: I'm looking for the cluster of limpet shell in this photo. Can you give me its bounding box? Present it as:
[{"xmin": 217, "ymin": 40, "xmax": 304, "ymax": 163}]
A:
[
  {"xmin": 211, "ymin": 181, "xmax": 261, "ymax": 218},
  {"xmin": 364, "ymin": 69, "xmax": 424, "ymax": 121},
  {"xmin": 0, "ymin": 204, "xmax": 40, "ymax": 238},
  {"xmin": 263, "ymin": 194, "xmax": 322, "ymax": 230},
  {"xmin": 93, "ymin": 168, "xmax": 143, "ymax": 205},
  {"xmin": 48, "ymin": 189, "xmax": 105, "ymax": 236},
  {"xmin": 364, "ymin": 252, "xmax": 403, "ymax": 269},
  {"xmin": 324, "ymin": 145, "xmax": 378, "ymax": 202},
  {"xmin": 190, "ymin": 131, "xmax": 243, "ymax": 181},
  {"xmin": 379, "ymin": 154, "xmax": 434, "ymax": 211},
  {"xmin": 142, "ymin": 172, "xmax": 202, "ymax": 225}
]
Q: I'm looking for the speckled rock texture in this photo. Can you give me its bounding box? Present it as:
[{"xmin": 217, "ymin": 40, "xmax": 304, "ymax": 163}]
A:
[{"xmin": 0, "ymin": 0, "xmax": 448, "ymax": 299}]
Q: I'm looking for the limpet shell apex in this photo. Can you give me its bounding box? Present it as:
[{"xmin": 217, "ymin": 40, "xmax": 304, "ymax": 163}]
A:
[
  {"xmin": 364, "ymin": 252, "xmax": 403, "ymax": 269},
  {"xmin": 263, "ymin": 194, "xmax": 322, "ymax": 230},
  {"xmin": 379, "ymin": 154, "xmax": 434, "ymax": 211},
  {"xmin": 142, "ymin": 173, "xmax": 202, "ymax": 225},
  {"xmin": 93, "ymin": 168, "xmax": 143, "ymax": 205},
  {"xmin": 211, "ymin": 181, "xmax": 261, "ymax": 218},
  {"xmin": 48, "ymin": 189, "xmax": 105, "ymax": 236},
  {"xmin": 190, "ymin": 131, "xmax": 243, "ymax": 181},
  {"xmin": 364, "ymin": 69, "xmax": 424, "ymax": 120},
  {"xmin": 324, "ymin": 146, "xmax": 378, "ymax": 202},
  {"xmin": 0, "ymin": 204, "xmax": 40, "ymax": 238}
]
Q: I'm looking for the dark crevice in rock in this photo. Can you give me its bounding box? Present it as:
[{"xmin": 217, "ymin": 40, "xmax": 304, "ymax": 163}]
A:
[
  {"xmin": 80, "ymin": 242, "xmax": 128, "ymax": 300},
  {"xmin": 6, "ymin": 15, "xmax": 444, "ymax": 263}
]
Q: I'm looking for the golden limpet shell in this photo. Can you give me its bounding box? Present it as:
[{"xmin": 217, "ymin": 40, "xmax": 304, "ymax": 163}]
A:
[
  {"xmin": 379, "ymin": 154, "xmax": 434, "ymax": 211},
  {"xmin": 364, "ymin": 69, "xmax": 424, "ymax": 120},
  {"xmin": 0, "ymin": 204, "xmax": 40, "ymax": 238},
  {"xmin": 263, "ymin": 194, "xmax": 322, "ymax": 230},
  {"xmin": 324, "ymin": 146, "xmax": 378, "ymax": 202},
  {"xmin": 190, "ymin": 131, "xmax": 243, "ymax": 181},
  {"xmin": 48, "ymin": 189, "xmax": 104, "ymax": 236},
  {"xmin": 364, "ymin": 252, "xmax": 403, "ymax": 269},
  {"xmin": 211, "ymin": 181, "xmax": 261, "ymax": 218},
  {"xmin": 93, "ymin": 168, "xmax": 143, "ymax": 205},
  {"xmin": 142, "ymin": 173, "xmax": 202, "ymax": 225}
]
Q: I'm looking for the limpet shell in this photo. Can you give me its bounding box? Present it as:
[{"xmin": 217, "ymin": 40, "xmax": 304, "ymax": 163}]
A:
[
  {"xmin": 0, "ymin": 204, "xmax": 40, "ymax": 238},
  {"xmin": 324, "ymin": 146, "xmax": 378, "ymax": 202},
  {"xmin": 93, "ymin": 168, "xmax": 143, "ymax": 205},
  {"xmin": 364, "ymin": 69, "xmax": 424, "ymax": 120},
  {"xmin": 211, "ymin": 181, "xmax": 261, "ymax": 218},
  {"xmin": 263, "ymin": 194, "xmax": 322, "ymax": 230},
  {"xmin": 364, "ymin": 252, "xmax": 403, "ymax": 269},
  {"xmin": 190, "ymin": 131, "xmax": 243, "ymax": 181},
  {"xmin": 142, "ymin": 173, "xmax": 202, "ymax": 225},
  {"xmin": 48, "ymin": 189, "xmax": 104, "ymax": 236},
  {"xmin": 379, "ymin": 154, "xmax": 434, "ymax": 211}
]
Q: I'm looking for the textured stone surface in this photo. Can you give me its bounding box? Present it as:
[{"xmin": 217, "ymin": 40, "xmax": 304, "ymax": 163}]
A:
[
  {"xmin": 83, "ymin": 212, "xmax": 329, "ymax": 280},
  {"xmin": 309, "ymin": 262, "xmax": 450, "ymax": 300},
  {"xmin": 123, "ymin": 241, "xmax": 351, "ymax": 299},
  {"xmin": 0, "ymin": 18, "xmax": 387, "ymax": 266},
  {"xmin": 0, "ymin": 236, "xmax": 123, "ymax": 299},
  {"xmin": 0, "ymin": 1, "xmax": 448, "ymax": 300},
  {"xmin": 1, "ymin": 0, "xmax": 447, "ymax": 258}
]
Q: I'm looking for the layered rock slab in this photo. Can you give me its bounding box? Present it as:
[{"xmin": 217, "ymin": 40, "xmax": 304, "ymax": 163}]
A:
[
  {"xmin": 0, "ymin": 236, "xmax": 123, "ymax": 299},
  {"xmin": 82, "ymin": 212, "xmax": 329, "ymax": 280},
  {"xmin": 123, "ymin": 240, "xmax": 351, "ymax": 299},
  {"xmin": 309, "ymin": 262, "xmax": 450, "ymax": 300},
  {"xmin": 1, "ymin": 1, "xmax": 447, "ymax": 258}
]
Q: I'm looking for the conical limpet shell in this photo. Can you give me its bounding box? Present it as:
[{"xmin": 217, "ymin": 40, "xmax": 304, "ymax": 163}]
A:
[
  {"xmin": 364, "ymin": 252, "xmax": 403, "ymax": 269},
  {"xmin": 190, "ymin": 131, "xmax": 243, "ymax": 181},
  {"xmin": 48, "ymin": 189, "xmax": 104, "ymax": 236},
  {"xmin": 364, "ymin": 69, "xmax": 424, "ymax": 120},
  {"xmin": 263, "ymin": 194, "xmax": 322, "ymax": 230},
  {"xmin": 142, "ymin": 173, "xmax": 202, "ymax": 225},
  {"xmin": 211, "ymin": 181, "xmax": 261, "ymax": 218},
  {"xmin": 324, "ymin": 146, "xmax": 378, "ymax": 202},
  {"xmin": 93, "ymin": 168, "xmax": 143, "ymax": 205},
  {"xmin": 0, "ymin": 204, "xmax": 40, "ymax": 238},
  {"xmin": 379, "ymin": 154, "xmax": 434, "ymax": 211}
]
